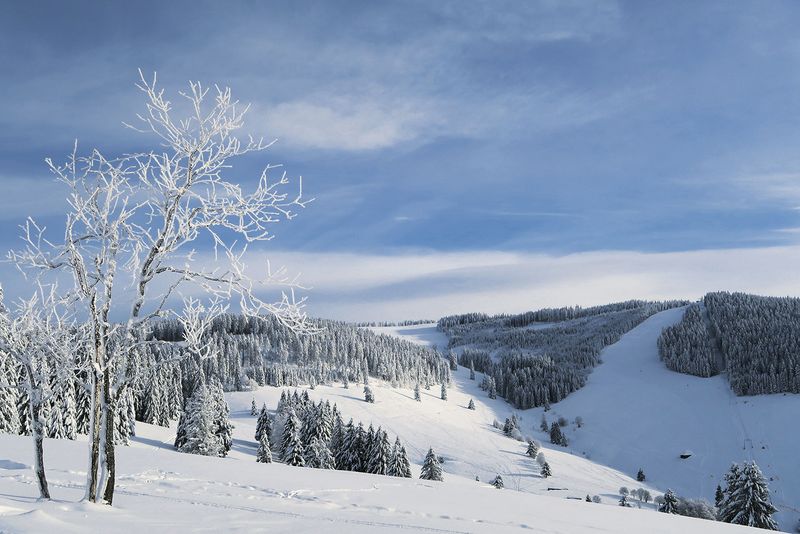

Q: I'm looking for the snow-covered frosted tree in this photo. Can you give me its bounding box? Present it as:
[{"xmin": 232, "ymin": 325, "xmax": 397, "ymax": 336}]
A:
[
  {"xmin": 255, "ymin": 403, "xmax": 271, "ymax": 441},
  {"xmin": 364, "ymin": 385, "xmax": 375, "ymax": 403},
  {"xmin": 281, "ymin": 408, "xmax": 305, "ymax": 467},
  {"xmin": 715, "ymin": 484, "xmax": 724, "ymax": 507},
  {"xmin": 0, "ymin": 357, "xmax": 20, "ymax": 434},
  {"xmin": 492, "ymin": 475, "xmax": 504, "ymax": 489},
  {"xmin": 540, "ymin": 461, "xmax": 552, "ymax": 478},
  {"xmin": 178, "ymin": 384, "xmax": 221, "ymax": 456},
  {"xmin": 440, "ymin": 383, "xmax": 447, "ymax": 401},
  {"xmin": 718, "ymin": 462, "xmax": 778, "ymax": 529},
  {"xmin": 420, "ymin": 447, "xmax": 443, "ymax": 481},
  {"xmin": 250, "ymin": 397, "xmax": 257, "ymax": 416},
  {"xmin": 550, "ymin": 421, "xmax": 568, "ymax": 446},
  {"xmin": 469, "ymin": 360, "xmax": 475, "ymax": 380},
  {"xmin": 636, "ymin": 468, "xmax": 645, "ymax": 482},
  {"xmin": 0, "ymin": 286, "xmax": 82, "ymax": 500},
  {"xmin": 303, "ymin": 437, "xmax": 332, "ymax": 469},
  {"xmin": 659, "ymin": 489, "xmax": 679, "ymax": 514},
  {"xmin": 526, "ymin": 440, "xmax": 539, "ymax": 458},
  {"xmin": 256, "ymin": 430, "xmax": 272, "ymax": 463},
  {"xmin": 467, "ymin": 398, "xmax": 475, "ymax": 410},
  {"xmin": 7, "ymin": 72, "xmax": 312, "ymax": 505},
  {"xmin": 388, "ymin": 437, "xmax": 412, "ymax": 478},
  {"xmin": 414, "ymin": 383, "xmax": 421, "ymax": 402},
  {"xmin": 367, "ymin": 429, "xmax": 391, "ymax": 475}
]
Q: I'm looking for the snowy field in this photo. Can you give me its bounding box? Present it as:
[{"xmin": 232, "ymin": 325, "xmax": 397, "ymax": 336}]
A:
[
  {"xmin": 0, "ymin": 312, "xmax": 791, "ymax": 532},
  {"xmin": 377, "ymin": 312, "xmax": 800, "ymax": 531}
]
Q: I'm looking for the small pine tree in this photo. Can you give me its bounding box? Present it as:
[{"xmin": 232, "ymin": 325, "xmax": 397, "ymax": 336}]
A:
[
  {"xmin": 420, "ymin": 447, "xmax": 443, "ymax": 481},
  {"xmin": 659, "ymin": 489, "xmax": 679, "ymax": 514},
  {"xmin": 585, "ymin": 494, "xmax": 592, "ymax": 503},
  {"xmin": 440, "ymin": 383, "xmax": 447, "ymax": 401},
  {"xmin": 414, "ymin": 383, "xmax": 421, "ymax": 402},
  {"xmin": 714, "ymin": 484, "xmax": 724, "ymax": 508},
  {"xmin": 255, "ymin": 403, "xmax": 271, "ymax": 441},
  {"xmin": 364, "ymin": 385, "xmax": 375, "ymax": 403},
  {"xmin": 448, "ymin": 351, "xmax": 458, "ymax": 371},
  {"xmin": 256, "ymin": 431, "xmax": 273, "ymax": 463},
  {"xmin": 492, "ymin": 475, "xmax": 504, "ymax": 489},
  {"xmin": 306, "ymin": 437, "xmax": 335, "ymax": 469},
  {"xmin": 549, "ymin": 421, "xmax": 567, "ymax": 446},
  {"xmin": 540, "ymin": 461, "xmax": 551, "ymax": 478},
  {"xmin": 388, "ymin": 437, "xmax": 412, "ymax": 478},
  {"xmin": 539, "ymin": 414, "xmax": 548, "ymax": 433},
  {"xmin": 719, "ymin": 461, "xmax": 778, "ymax": 529},
  {"xmin": 467, "ymin": 399, "xmax": 475, "ymax": 410},
  {"xmin": 250, "ymin": 397, "xmax": 257, "ymax": 416},
  {"xmin": 281, "ymin": 408, "xmax": 305, "ymax": 467},
  {"xmin": 526, "ymin": 440, "xmax": 539, "ymax": 458},
  {"xmin": 636, "ymin": 468, "xmax": 646, "ymax": 482}
]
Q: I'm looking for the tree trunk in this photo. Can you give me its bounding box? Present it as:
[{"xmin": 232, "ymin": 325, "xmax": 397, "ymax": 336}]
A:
[
  {"xmin": 84, "ymin": 369, "xmax": 101, "ymax": 502},
  {"xmin": 101, "ymin": 376, "xmax": 116, "ymax": 505},
  {"xmin": 27, "ymin": 383, "xmax": 50, "ymax": 500}
]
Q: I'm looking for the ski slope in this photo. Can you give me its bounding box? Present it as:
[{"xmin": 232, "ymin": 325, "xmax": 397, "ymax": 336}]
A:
[{"xmin": 379, "ymin": 313, "xmax": 800, "ymax": 531}]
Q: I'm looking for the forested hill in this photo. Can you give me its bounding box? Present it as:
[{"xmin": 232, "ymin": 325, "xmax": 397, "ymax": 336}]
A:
[
  {"xmin": 658, "ymin": 291, "xmax": 800, "ymax": 396},
  {"xmin": 437, "ymin": 300, "xmax": 688, "ymax": 409}
]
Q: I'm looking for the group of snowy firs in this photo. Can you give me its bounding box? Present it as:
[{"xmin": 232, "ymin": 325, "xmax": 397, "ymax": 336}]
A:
[
  {"xmin": 0, "ymin": 312, "xmax": 448, "ymax": 442},
  {"xmin": 439, "ymin": 300, "xmax": 687, "ymax": 410},
  {"xmin": 658, "ymin": 292, "xmax": 800, "ymax": 395},
  {"xmin": 191, "ymin": 387, "xmax": 445, "ymax": 482}
]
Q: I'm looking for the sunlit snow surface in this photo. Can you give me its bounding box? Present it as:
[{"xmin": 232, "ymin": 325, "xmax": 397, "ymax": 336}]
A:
[{"xmin": 0, "ymin": 311, "xmax": 789, "ymax": 532}]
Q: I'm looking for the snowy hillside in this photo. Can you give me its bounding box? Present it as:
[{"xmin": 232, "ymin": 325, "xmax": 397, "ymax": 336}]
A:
[
  {"xmin": 378, "ymin": 312, "xmax": 800, "ymax": 531},
  {"xmin": 0, "ymin": 419, "xmax": 757, "ymax": 533}
]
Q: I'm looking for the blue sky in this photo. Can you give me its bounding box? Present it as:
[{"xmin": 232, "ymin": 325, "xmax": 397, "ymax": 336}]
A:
[{"xmin": 3, "ymin": 1, "xmax": 800, "ymax": 320}]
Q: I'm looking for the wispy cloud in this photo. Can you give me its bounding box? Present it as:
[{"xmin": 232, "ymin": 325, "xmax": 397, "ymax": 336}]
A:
[{"xmin": 200, "ymin": 245, "xmax": 800, "ymax": 322}]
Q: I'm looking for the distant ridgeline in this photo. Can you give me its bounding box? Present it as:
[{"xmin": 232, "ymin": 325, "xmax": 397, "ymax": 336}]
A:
[
  {"xmin": 438, "ymin": 300, "xmax": 688, "ymax": 410},
  {"xmin": 658, "ymin": 292, "xmax": 800, "ymax": 396}
]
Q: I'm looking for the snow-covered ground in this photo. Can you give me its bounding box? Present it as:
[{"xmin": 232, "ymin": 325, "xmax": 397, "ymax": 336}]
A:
[
  {"xmin": 0, "ymin": 313, "xmax": 790, "ymax": 532},
  {"xmin": 378, "ymin": 312, "xmax": 800, "ymax": 531},
  {"xmin": 0, "ymin": 425, "xmax": 755, "ymax": 533}
]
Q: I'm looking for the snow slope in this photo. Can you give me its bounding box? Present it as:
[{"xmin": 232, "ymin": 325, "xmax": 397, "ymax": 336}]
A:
[
  {"xmin": 380, "ymin": 313, "xmax": 800, "ymax": 531},
  {"xmin": 0, "ymin": 430, "xmax": 757, "ymax": 533}
]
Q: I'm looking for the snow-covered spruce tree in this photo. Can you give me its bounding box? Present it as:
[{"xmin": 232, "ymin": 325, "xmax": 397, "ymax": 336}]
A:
[
  {"xmin": 255, "ymin": 403, "xmax": 271, "ymax": 441},
  {"xmin": 364, "ymin": 385, "xmax": 375, "ymax": 403},
  {"xmin": 305, "ymin": 437, "xmax": 334, "ymax": 469},
  {"xmin": 46, "ymin": 368, "xmax": 78, "ymax": 441},
  {"xmin": 719, "ymin": 461, "xmax": 778, "ymax": 529},
  {"xmin": 388, "ymin": 437, "xmax": 412, "ymax": 478},
  {"xmin": 281, "ymin": 408, "xmax": 305, "ymax": 467},
  {"xmin": 440, "ymin": 383, "xmax": 447, "ymax": 401},
  {"xmin": 659, "ymin": 489, "xmax": 679, "ymax": 514},
  {"xmin": 113, "ymin": 386, "xmax": 135, "ymax": 445},
  {"xmin": 414, "ymin": 382, "xmax": 421, "ymax": 402},
  {"xmin": 7, "ymin": 72, "xmax": 311, "ymax": 505},
  {"xmin": 250, "ymin": 398, "xmax": 257, "ymax": 416},
  {"xmin": 448, "ymin": 351, "xmax": 458, "ymax": 371},
  {"xmin": 492, "ymin": 475, "xmax": 504, "ymax": 489},
  {"xmin": 420, "ymin": 448, "xmax": 443, "ymax": 481},
  {"xmin": 715, "ymin": 484, "xmax": 724, "ymax": 508},
  {"xmin": 256, "ymin": 430, "xmax": 272, "ymax": 463},
  {"xmin": 636, "ymin": 468, "xmax": 645, "ymax": 482},
  {"xmin": 469, "ymin": 360, "xmax": 475, "ymax": 380},
  {"xmin": 208, "ymin": 380, "xmax": 233, "ymax": 457},
  {"xmin": 540, "ymin": 461, "xmax": 552, "ymax": 478},
  {"xmin": 0, "ymin": 287, "xmax": 82, "ymax": 500},
  {"xmin": 178, "ymin": 384, "xmax": 220, "ymax": 456},
  {"xmin": 0, "ymin": 357, "xmax": 20, "ymax": 434},
  {"xmin": 467, "ymin": 398, "xmax": 475, "ymax": 410},
  {"xmin": 367, "ymin": 429, "xmax": 391, "ymax": 475},
  {"xmin": 526, "ymin": 440, "xmax": 539, "ymax": 458},
  {"xmin": 549, "ymin": 421, "xmax": 567, "ymax": 446}
]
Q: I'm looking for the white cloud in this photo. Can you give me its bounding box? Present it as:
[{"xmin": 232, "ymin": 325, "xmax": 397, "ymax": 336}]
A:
[
  {"xmin": 244, "ymin": 246, "xmax": 800, "ymax": 321},
  {"xmin": 263, "ymin": 98, "xmax": 441, "ymax": 151}
]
